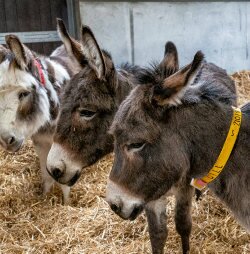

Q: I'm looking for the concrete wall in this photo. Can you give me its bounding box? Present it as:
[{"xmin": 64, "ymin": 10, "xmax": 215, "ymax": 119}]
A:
[{"xmin": 80, "ymin": 1, "xmax": 250, "ymax": 73}]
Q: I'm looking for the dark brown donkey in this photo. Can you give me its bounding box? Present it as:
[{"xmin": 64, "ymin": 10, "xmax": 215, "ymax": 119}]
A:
[{"xmin": 106, "ymin": 52, "xmax": 243, "ymax": 253}]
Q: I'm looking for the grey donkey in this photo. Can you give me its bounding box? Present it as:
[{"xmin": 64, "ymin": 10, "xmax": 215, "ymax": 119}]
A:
[{"xmin": 106, "ymin": 51, "xmax": 245, "ymax": 253}]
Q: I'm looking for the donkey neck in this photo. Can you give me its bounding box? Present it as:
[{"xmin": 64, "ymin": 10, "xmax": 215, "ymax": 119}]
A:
[
  {"xmin": 31, "ymin": 47, "xmax": 74, "ymax": 134},
  {"xmin": 178, "ymin": 102, "xmax": 250, "ymax": 230},
  {"xmin": 180, "ymin": 103, "xmax": 233, "ymax": 177}
]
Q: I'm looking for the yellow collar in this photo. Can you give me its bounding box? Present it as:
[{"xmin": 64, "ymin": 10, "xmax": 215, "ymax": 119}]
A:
[{"xmin": 191, "ymin": 106, "xmax": 242, "ymax": 190}]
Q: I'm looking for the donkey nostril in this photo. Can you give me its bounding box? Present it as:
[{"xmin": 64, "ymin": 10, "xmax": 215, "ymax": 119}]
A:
[
  {"xmin": 110, "ymin": 204, "xmax": 121, "ymax": 214},
  {"xmin": 52, "ymin": 168, "xmax": 63, "ymax": 179},
  {"xmin": 7, "ymin": 136, "xmax": 15, "ymax": 145},
  {"xmin": 129, "ymin": 205, "xmax": 143, "ymax": 220}
]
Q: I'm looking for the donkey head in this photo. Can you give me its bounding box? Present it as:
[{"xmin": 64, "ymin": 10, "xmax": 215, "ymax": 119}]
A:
[
  {"xmin": 47, "ymin": 22, "xmax": 118, "ymax": 186},
  {"xmin": 0, "ymin": 37, "xmax": 50, "ymax": 152},
  {"xmin": 106, "ymin": 52, "xmax": 204, "ymax": 220},
  {"xmin": 46, "ymin": 20, "xmax": 179, "ymax": 186}
]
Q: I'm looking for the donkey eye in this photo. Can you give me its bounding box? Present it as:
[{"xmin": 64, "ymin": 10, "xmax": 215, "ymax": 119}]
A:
[
  {"xmin": 127, "ymin": 142, "xmax": 145, "ymax": 151},
  {"xmin": 18, "ymin": 91, "xmax": 30, "ymax": 100},
  {"xmin": 79, "ymin": 109, "xmax": 96, "ymax": 119}
]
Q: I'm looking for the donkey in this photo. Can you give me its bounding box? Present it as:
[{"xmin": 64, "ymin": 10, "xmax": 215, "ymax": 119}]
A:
[
  {"xmin": 0, "ymin": 25, "xmax": 81, "ymax": 203},
  {"xmin": 106, "ymin": 52, "xmax": 242, "ymax": 253}
]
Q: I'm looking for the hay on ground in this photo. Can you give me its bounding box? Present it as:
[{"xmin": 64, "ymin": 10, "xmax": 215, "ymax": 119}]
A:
[{"xmin": 0, "ymin": 71, "xmax": 250, "ymax": 254}]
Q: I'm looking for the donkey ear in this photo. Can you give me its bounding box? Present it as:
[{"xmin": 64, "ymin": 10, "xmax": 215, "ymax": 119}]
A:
[
  {"xmin": 57, "ymin": 18, "xmax": 86, "ymax": 65},
  {"xmin": 81, "ymin": 25, "xmax": 106, "ymax": 80},
  {"xmin": 5, "ymin": 35, "xmax": 28, "ymax": 69},
  {"xmin": 160, "ymin": 41, "xmax": 179, "ymax": 76},
  {"xmin": 152, "ymin": 51, "xmax": 204, "ymax": 106}
]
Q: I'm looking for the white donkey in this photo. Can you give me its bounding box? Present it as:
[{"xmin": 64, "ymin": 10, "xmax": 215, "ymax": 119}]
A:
[{"xmin": 0, "ymin": 20, "xmax": 81, "ymax": 203}]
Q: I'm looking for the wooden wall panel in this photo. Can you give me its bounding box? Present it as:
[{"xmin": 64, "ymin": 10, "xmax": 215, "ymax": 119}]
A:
[
  {"xmin": 0, "ymin": 0, "xmax": 69, "ymax": 55},
  {"xmin": 0, "ymin": 0, "xmax": 7, "ymax": 32},
  {"xmin": 5, "ymin": 0, "xmax": 18, "ymax": 32}
]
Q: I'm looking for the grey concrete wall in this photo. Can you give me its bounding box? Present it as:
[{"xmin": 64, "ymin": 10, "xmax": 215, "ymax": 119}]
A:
[
  {"xmin": 80, "ymin": 1, "xmax": 250, "ymax": 73},
  {"xmin": 80, "ymin": 2, "xmax": 132, "ymax": 64}
]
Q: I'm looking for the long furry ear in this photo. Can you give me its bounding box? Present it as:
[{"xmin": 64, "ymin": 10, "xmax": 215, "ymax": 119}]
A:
[
  {"xmin": 152, "ymin": 51, "xmax": 204, "ymax": 106},
  {"xmin": 81, "ymin": 25, "xmax": 106, "ymax": 80},
  {"xmin": 57, "ymin": 18, "xmax": 86, "ymax": 65},
  {"xmin": 5, "ymin": 35, "xmax": 29, "ymax": 69},
  {"xmin": 160, "ymin": 41, "xmax": 179, "ymax": 76}
]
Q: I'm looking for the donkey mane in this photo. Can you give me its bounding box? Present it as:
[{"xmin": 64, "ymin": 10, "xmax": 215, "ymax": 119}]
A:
[
  {"xmin": 117, "ymin": 63, "xmax": 148, "ymax": 90},
  {"xmin": 136, "ymin": 61, "xmax": 177, "ymax": 85},
  {"xmin": 136, "ymin": 61, "xmax": 236, "ymax": 107},
  {"xmin": 186, "ymin": 62, "xmax": 236, "ymax": 105},
  {"xmin": 119, "ymin": 62, "xmax": 144, "ymax": 74}
]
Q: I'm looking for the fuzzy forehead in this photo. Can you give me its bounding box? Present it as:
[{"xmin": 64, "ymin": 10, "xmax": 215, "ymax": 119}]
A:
[
  {"xmin": 0, "ymin": 59, "xmax": 38, "ymax": 90},
  {"xmin": 115, "ymin": 86, "xmax": 145, "ymax": 119},
  {"xmin": 61, "ymin": 69, "xmax": 115, "ymax": 110},
  {"xmin": 110, "ymin": 85, "xmax": 153, "ymax": 135}
]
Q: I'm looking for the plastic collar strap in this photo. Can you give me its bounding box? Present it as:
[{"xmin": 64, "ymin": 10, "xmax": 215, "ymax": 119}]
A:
[
  {"xmin": 34, "ymin": 59, "xmax": 46, "ymax": 87},
  {"xmin": 190, "ymin": 106, "xmax": 242, "ymax": 190}
]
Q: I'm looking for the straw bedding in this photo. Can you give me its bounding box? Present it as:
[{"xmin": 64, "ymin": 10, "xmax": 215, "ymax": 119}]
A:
[{"xmin": 0, "ymin": 71, "xmax": 250, "ymax": 254}]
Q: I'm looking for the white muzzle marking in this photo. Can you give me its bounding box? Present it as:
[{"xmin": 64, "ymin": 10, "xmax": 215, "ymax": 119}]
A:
[
  {"xmin": 106, "ymin": 179, "xmax": 144, "ymax": 219},
  {"xmin": 47, "ymin": 143, "xmax": 82, "ymax": 184}
]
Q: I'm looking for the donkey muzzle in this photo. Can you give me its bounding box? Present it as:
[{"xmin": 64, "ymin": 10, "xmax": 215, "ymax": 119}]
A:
[
  {"xmin": 109, "ymin": 201, "xmax": 144, "ymax": 221},
  {"xmin": 106, "ymin": 179, "xmax": 145, "ymax": 220},
  {"xmin": 46, "ymin": 166, "xmax": 81, "ymax": 186},
  {"xmin": 47, "ymin": 143, "xmax": 82, "ymax": 186},
  {"xmin": 0, "ymin": 134, "xmax": 24, "ymax": 152}
]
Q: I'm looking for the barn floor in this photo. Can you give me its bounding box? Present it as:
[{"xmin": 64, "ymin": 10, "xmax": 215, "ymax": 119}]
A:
[{"xmin": 0, "ymin": 71, "xmax": 250, "ymax": 254}]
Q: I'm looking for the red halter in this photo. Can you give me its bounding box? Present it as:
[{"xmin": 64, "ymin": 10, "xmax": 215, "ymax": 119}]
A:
[{"xmin": 34, "ymin": 59, "xmax": 46, "ymax": 87}]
